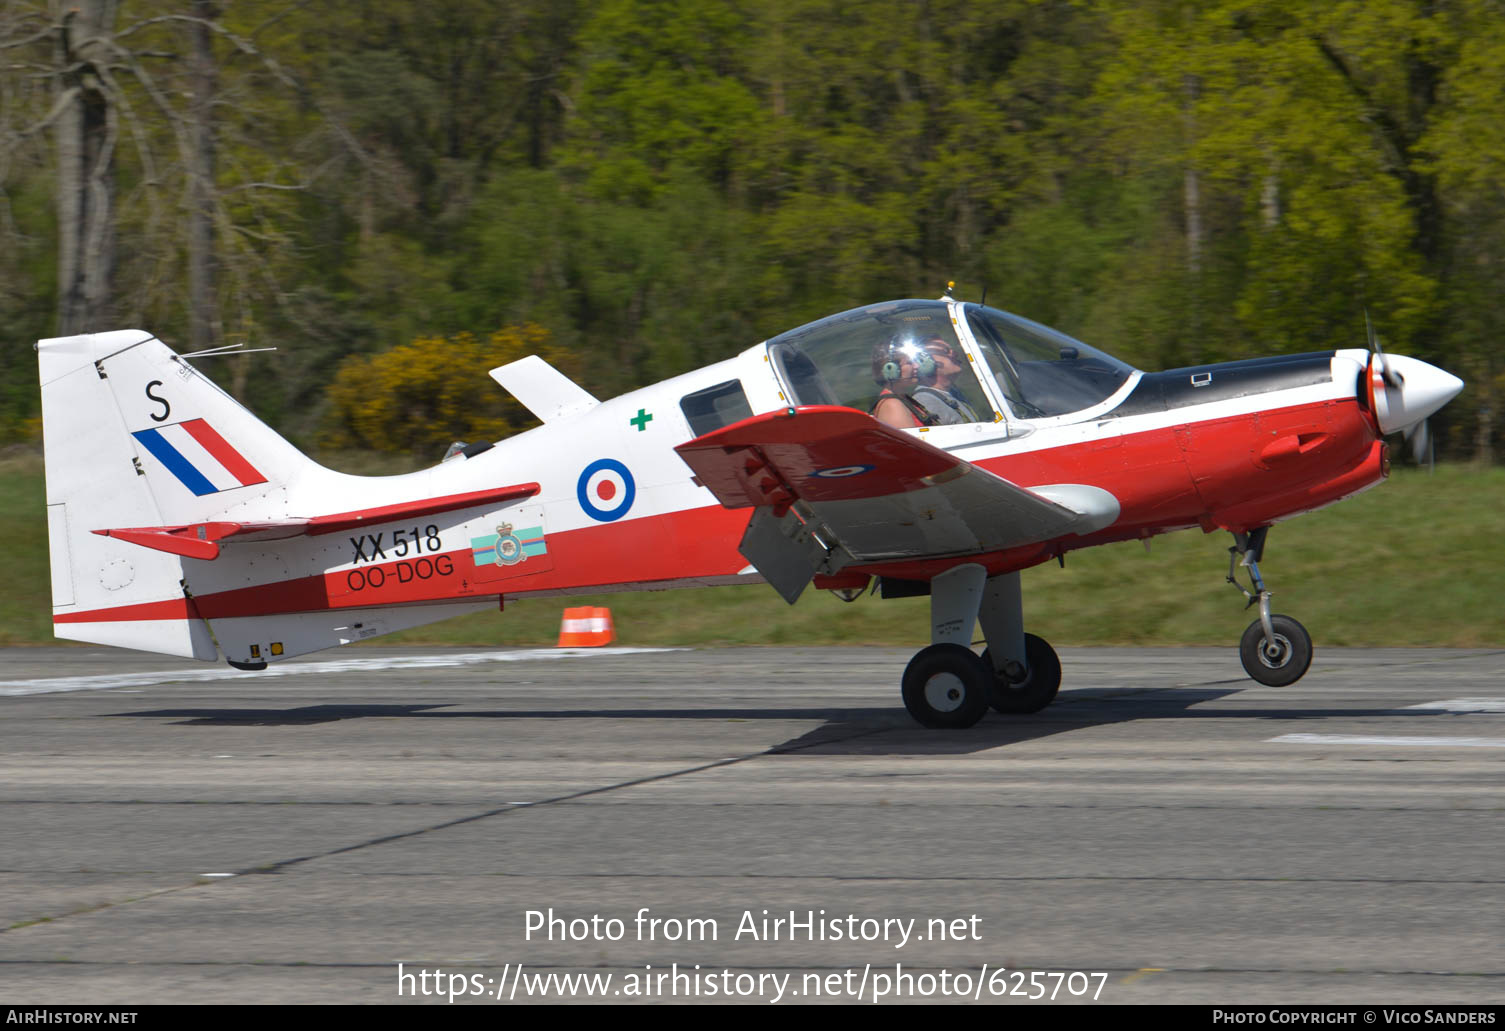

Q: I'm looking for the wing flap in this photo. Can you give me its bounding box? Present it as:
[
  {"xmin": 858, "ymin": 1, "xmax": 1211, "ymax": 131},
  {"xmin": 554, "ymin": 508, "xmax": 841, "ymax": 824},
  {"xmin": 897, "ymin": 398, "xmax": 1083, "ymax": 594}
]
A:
[{"xmin": 738, "ymin": 505, "xmax": 842, "ymax": 605}]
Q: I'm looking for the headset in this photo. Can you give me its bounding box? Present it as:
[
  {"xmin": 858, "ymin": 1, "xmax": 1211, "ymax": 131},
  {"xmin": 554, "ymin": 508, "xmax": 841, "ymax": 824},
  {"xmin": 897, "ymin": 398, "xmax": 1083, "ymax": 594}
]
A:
[{"xmin": 878, "ymin": 334, "xmax": 937, "ymax": 383}]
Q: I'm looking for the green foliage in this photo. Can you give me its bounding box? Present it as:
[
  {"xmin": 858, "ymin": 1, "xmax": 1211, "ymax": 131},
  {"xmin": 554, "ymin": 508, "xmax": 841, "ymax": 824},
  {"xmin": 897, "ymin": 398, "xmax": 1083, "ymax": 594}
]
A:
[
  {"xmin": 567, "ymin": 0, "xmax": 761, "ymax": 198},
  {"xmin": 319, "ymin": 324, "xmax": 577, "ymax": 456},
  {"xmin": 0, "ymin": 171, "xmax": 57, "ymax": 439}
]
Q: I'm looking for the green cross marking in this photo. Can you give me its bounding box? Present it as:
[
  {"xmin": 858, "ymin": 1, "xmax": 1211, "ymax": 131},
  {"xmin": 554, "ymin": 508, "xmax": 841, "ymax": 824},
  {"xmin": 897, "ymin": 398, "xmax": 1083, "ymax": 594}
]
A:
[{"xmin": 630, "ymin": 408, "xmax": 653, "ymax": 432}]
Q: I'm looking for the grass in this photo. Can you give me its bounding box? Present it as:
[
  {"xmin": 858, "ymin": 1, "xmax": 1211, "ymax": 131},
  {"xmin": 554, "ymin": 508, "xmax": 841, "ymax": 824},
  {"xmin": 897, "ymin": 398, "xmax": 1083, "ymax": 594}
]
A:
[
  {"xmin": 0, "ymin": 449, "xmax": 56, "ymax": 646},
  {"xmin": 3, "ymin": 446, "xmax": 1501, "ymax": 649}
]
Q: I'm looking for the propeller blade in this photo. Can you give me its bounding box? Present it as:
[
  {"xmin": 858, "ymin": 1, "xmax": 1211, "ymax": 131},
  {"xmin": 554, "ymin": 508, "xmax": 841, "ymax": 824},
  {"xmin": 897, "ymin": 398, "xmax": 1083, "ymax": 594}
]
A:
[
  {"xmin": 1404, "ymin": 420, "xmax": 1427, "ymax": 465},
  {"xmin": 1366, "ymin": 309, "xmax": 1401, "ymax": 390}
]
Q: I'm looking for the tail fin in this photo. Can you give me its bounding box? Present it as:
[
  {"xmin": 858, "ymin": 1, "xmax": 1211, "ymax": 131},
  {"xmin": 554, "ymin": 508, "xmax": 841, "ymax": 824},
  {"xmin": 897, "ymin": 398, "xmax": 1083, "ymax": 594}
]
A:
[{"xmin": 38, "ymin": 330, "xmax": 315, "ymax": 659}]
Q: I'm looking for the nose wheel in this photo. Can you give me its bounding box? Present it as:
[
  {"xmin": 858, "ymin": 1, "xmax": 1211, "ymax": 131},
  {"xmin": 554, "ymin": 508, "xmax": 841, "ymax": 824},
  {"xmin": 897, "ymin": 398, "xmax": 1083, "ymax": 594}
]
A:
[
  {"xmin": 1227, "ymin": 528, "xmax": 1314, "ymax": 686},
  {"xmin": 1239, "ymin": 614, "xmax": 1312, "ymax": 686}
]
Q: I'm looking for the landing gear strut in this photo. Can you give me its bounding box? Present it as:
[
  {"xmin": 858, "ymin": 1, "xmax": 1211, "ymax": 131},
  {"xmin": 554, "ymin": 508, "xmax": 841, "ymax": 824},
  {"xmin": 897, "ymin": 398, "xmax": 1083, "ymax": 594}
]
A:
[
  {"xmin": 1227, "ymin": 528, "xmax": 1312, "ymax": 687},
  {"xmin": 898, "ymin": 565, "xmax": 1062, "ymax": 728}
]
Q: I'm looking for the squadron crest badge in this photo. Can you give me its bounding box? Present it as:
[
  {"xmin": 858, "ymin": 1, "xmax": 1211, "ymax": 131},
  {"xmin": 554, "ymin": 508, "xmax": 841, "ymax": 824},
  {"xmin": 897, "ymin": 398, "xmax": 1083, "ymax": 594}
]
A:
[{"xmin": 470, "ymin": 523, "xmax": 547, "ymax": 568}]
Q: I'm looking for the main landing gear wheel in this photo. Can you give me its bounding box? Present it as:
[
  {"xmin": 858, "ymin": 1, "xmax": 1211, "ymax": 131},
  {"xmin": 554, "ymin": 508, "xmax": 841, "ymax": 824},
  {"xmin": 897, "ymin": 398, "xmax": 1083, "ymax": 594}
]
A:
[
  {"xmin": 1239, "ymin": 614, "xmax": 1312, "ymax": 687},
  {"xmin": 901, "ymin": 644, "xmax": 992, "ymax": 729},
  {"xmin": 982, "ymin": 633, "xmax": 1062, "ymax": 714}
]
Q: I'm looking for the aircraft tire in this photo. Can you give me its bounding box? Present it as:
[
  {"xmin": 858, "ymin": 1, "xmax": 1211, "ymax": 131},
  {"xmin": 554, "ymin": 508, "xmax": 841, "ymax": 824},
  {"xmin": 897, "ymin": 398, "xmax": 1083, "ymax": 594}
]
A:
[
  {"xmin": 901, "ymin": 644, "xmax": 992, "ymax": 729},
  {"xmin": 1239, "ymin": 614, "xmax": 1313, "ymax": 687},
  {"xmin": 983, "ymin": 634, "xmax": 1061, "ymax": 714}
]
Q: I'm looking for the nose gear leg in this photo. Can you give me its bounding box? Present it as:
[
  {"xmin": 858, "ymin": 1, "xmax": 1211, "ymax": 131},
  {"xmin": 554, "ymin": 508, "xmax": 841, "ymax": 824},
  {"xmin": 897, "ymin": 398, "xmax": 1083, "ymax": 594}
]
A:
[
  {"xmin": 1226, "ymin": 527, "xmax": 1276, "ymax": 650},
  {"xmin": 1225, "ymin": 527, "xmax": 1314, "ymax": 687}
]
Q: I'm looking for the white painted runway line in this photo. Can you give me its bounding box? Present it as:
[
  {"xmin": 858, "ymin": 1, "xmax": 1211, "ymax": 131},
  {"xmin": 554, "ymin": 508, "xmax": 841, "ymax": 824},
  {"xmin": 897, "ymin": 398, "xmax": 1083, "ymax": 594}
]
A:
[
  {"xmin": 1271, "ymin": 733, "xmax": 1505, "ymax": 748},
  {"xmin": 1405, "ymin": 698, "xmax": 1505, "ymax": 713},
  {"xmin": 0, "ymin": 647, "xmax": 684, "ymax": 697}
]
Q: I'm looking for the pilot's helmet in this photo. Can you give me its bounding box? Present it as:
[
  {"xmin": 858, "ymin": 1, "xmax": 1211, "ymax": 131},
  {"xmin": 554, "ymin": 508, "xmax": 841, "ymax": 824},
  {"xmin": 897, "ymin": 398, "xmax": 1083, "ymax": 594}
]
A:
[{"xmin": 871, "ymin": 332, "xmax": 937, "ymax": 385}]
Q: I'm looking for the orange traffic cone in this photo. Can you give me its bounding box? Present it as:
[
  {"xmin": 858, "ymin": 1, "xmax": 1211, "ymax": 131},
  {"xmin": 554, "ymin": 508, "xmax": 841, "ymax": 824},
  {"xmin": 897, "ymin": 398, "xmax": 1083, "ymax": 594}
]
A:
[{"xmin": 558, "ymin": 606, "xmax": 616, "ymax": 647}]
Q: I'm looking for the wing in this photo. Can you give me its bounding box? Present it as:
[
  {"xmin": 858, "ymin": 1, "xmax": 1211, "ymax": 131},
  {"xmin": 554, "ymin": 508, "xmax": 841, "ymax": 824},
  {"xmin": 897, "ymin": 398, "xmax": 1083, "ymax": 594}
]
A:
[{"xmin": 674, "ymin": 406, "xmax": 1118, "ymax": 602}]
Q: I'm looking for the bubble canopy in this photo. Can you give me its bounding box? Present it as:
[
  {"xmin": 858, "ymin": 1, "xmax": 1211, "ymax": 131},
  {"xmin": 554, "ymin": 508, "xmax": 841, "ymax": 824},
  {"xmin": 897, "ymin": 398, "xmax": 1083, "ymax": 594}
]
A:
[
  {"xmin": 961, "ymin": 303, "xmax": 1136, "ymax": 418},
  {"xmin": 765, "ymin": 299, "xmax": 1136, "ymax": 423}
]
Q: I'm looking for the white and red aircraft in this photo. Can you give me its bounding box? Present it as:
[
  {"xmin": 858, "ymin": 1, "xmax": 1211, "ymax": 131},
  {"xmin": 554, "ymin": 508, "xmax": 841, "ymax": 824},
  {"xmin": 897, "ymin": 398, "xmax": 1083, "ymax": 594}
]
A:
[{"xmin": 37, "ymin": 292, "xmax": 1463, "ymax": 727}]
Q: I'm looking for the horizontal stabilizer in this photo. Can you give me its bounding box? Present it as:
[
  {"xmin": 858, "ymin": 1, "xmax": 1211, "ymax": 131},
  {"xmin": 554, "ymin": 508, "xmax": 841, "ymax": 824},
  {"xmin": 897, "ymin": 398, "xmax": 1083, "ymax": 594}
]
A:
[{"xmin": 96, "ymin": 482, "xmax": 540, "ymax": 560}]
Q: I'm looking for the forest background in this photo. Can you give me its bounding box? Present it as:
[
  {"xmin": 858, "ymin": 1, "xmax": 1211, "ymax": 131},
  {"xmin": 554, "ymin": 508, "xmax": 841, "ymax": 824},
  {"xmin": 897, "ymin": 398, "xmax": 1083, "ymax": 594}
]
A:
[{"xmin": 2, "ymin": 0, "xmax": 1502, "ymax": 463}]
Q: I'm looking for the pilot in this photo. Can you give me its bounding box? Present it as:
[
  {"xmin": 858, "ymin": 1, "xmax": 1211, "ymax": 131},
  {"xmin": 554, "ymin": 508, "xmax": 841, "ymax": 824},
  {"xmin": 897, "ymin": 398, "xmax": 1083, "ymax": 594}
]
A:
[
  {"xmin": 913, "ymin": 337, "xmax": 980, "ymax": 425},
  {"xmin": 870, "ymin": 336, "xmax": 939, "ymax": 429}
]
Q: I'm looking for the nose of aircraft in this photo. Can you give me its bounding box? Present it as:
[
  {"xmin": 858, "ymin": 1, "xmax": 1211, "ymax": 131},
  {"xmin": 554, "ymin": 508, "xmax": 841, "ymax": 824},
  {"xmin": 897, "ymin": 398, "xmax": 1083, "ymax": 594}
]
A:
[{"xmin": 1372, "ymin": 353, "xmax": 1465, "ymax": 435}]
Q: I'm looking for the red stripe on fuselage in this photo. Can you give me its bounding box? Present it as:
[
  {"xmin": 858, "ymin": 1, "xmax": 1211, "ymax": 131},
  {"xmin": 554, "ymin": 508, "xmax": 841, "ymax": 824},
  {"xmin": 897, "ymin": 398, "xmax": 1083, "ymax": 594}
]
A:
[{"xmin": 57, "ymin": 394, "xmax": 1380, "ymax": 624}]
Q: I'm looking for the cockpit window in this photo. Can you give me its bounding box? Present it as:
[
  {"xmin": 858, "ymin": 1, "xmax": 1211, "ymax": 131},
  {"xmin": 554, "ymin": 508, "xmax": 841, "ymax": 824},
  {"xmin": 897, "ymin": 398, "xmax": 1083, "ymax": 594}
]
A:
[
  {"xmin": 963, "ymin": 304, "xmax": 1135, "ymax": 418},
  {"xmin": 766, "ymin": 300, "xmax": 994, "ymax": 426},
  {"xmin": 680, "ymin": 379, "xmax": 754, "ymax": 437}
]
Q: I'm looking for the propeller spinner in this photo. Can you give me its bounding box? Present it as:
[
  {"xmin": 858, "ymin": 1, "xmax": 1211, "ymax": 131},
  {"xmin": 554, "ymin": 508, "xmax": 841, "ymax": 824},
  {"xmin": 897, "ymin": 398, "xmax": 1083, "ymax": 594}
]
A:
[
  {"xmin": 1364, "ymin": 320, "xmax": 1463, "ymax": 468},
  {"xmin": 1366, "ymin": 350, "xmax": 1463, "ymax": 435}
]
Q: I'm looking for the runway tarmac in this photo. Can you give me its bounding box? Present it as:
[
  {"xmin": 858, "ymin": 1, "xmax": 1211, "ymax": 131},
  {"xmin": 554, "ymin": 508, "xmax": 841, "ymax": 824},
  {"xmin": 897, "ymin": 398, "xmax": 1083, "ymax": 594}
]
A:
[{"xmin": 1, "ymin": 643, "xmax": 1502, "ymax": 1005}]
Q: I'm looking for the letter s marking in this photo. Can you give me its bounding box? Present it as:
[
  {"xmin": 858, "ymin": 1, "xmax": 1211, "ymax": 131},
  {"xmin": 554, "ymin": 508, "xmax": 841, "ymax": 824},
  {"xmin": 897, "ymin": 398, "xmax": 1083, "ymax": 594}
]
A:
[{"xmin": 145, "ymin": 380, "xmax": 171, "ymax": 422}]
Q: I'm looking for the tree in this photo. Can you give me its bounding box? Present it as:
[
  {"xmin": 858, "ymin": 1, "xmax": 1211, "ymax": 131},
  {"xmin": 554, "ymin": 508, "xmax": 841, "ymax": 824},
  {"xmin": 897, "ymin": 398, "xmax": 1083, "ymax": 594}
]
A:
[
  {"xmin": 1413, "ymin": 0, "xmax": 1505, "ymax": 463},
  {"xmin": 319, "ymin": 323, "xmax": 578, "ymax": 457},
  {"xmin": 40, "ymin": 0, "xmax": 119, "ymax": 334},
  {"xmin": 184, "ymin": 0, "xmax": 216, "ymax": 352},
  {"xmin": 1088, "ymin": 2, "xmax": 1441, "ymax": 370}
]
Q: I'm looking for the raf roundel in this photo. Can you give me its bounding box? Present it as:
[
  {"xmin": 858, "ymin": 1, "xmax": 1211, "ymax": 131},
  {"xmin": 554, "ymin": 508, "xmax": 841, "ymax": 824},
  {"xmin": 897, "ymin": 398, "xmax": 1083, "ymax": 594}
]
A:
[
  {"xmin": 811, "ymin": 464, "xmax": 875, "ymax": 479},
  {"xmin": 577, "ymin": 458, "xmax": 637, "ymax": 522}
]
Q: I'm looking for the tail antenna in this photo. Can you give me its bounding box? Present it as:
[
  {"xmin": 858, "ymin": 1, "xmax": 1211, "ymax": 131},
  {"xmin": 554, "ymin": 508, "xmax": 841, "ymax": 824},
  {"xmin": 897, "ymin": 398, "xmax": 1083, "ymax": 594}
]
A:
[{"xmin": 177, "ymin": 343, "xmax": 279, "ymax": 360}]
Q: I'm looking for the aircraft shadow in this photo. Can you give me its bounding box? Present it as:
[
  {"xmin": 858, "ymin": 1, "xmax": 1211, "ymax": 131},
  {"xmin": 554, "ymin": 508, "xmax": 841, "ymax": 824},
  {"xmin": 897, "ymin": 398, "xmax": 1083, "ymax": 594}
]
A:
[{"xmin": 104, "ymin": 684, "xmax": 1451, "ymax": 756}]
